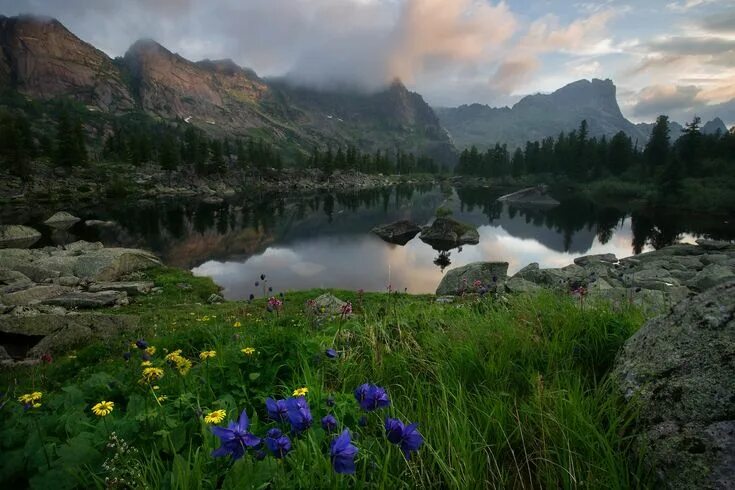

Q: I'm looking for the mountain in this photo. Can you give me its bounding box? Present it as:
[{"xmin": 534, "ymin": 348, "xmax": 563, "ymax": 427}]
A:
[
  {"xmin": 636, "ymin": 116, "xmax": 728, "ymax": 141},
  {"xmin": 436, "ymin": 79, "xmax": 650, "ymax": 150},
  {"xmin": 0, "ymin": 15, "xmax": 454, "ymax": 164},
  {"xmin": 702, "ymin": 117, "xmax": 728, "ymax": 135}
]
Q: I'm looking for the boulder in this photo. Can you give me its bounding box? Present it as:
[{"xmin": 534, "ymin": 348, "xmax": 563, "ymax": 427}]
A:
[
  {"xmin": 436, "ymin": 261, "xmax": 509, "ymax": 296},
  {"xmin": 496, "ymin": 185, "xmax": 560, "ymax": 207},
  {"xmin": 419, "ymin": 217, "xmax": 479, "ymax": 250},
  {"xmin": 87, "ymin": 281, "xmax": 154, "ymax": 296},
  {"xmin": 0, "ymin": 269, "xmax": 34, "ymax": 294},
  {"xmin": 84, "ymin": 220, "xmax": 117, "ymax": 228},
  {"xmin": 30, "ymin": 247, "xmax": 160, "ymax": 281},
  {"xmin": 1, "ymin": 285, "xmax": 73, "ymax": 306},
  {"xmin": 64, "ymin": 240, "xmax": 104, "ymax": 254},
  {"xmin": 573, "ymin": 253, "xmax": 617, "ymax": 266},
  {"xmin": 207, "ymin": 293, "xmax": 224, "ymax": 304},
  {"xmin": 0, "ymin": 313, "xmax": 139, "ymax": 360},
  {"xmin": 371, "ymin": 220, "xmax": 421, "ymax": 245},
  {"xmin": 43, "ymin": 211, "xmax": 81, "ymax": 228},
  {"xmin": 695, "ymin": 238, "xmax": 733, "ymax": 251},
  {"xmin": 504, "ymin": 276, "xmax": 542, "ymax": 294},
  {"xmin": 12, "ymin": 264, "xmax": 61, "ymax": 282},
  {"xmin": 612, "ymin": 281, "xmax": 735, "ymax": 489},
  {"xmin": 687, "ymin": 263, "xmax": 735, "ymax": 291},
  {"xmin": 42, "ymin": 291, "xmax": 127, "ymax": 309},
  {"xmin": 308, "ymin": 293, "xmax": 348, "ymax": 317},
  {"xmin": 0, "ymin": 225, "xmax": 42, "ymax": 249}
]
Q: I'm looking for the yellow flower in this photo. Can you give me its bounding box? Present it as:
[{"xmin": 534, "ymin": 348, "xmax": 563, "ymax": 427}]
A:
[
  {"xmin": 204, "ymin": 409, "xmax": 226, "ymax": 424},
  {"xmin": 152, "ymin": 385, "xmax": 160, "ymax": 391},
  {"xmin": 145, "ymin": 346, "xmax": 156, "ymax": 356},
  {"xmin": 141, "ymin": 367, "xmax": 164, "ymax": 383},
  {"xmin": 91, "ymin": 400, "xmax": 114, "ymax": 417},
  {"xmin": 241, "ymin": 347, "xmax": 256, "ymax": 355},
  {"xmin": 18, "ymin": 392, "xmax": 42, "ymax": 405},
  {"xmin": 233, "ymin": 321, "xmax": 241, "ymax": 328},
  {"xmin": 156, "ymin": 395, "xmax": 168, "ymax": 403},
  {"xmin": 199, "ymin": 351, "xmax": 217, "ymax": 360},
  {"xmin": 293, "ymin": 387, "xmax": 309, "ymax": 397},
  {"xmin": 141, "ymin": 361, "xmax": 152, "ymax": 367},
  {"xmin": 165, "ymin": 350, "xmax": 183, "ymax": 362}
]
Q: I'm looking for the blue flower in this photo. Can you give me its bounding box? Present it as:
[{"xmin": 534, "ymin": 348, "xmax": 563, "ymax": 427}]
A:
[
  {"xmin": 325, "ymin": 348, "xmax": 338, "ymax": 359},
  {"xmin": 264, "ymin": 428, "xmax": 291, "ymax": 458},
  {"xmin": 384, "ymin": 418, "xmax": 424, "ymax": 460},
  {"xmin": 330, "ymin": 429, "xmax": 358, "ymax": 474},
  {"xmin": 265, "ymin": 397, "xmax": 289, "ymax": 422},
  {"xmin": 285, "ymin": 396, "xmax": 312, "ymax": 432},
  {"xmin": 135, "ymin": 339, "xmax": 148, "ymax": 349},
  {"xmin": 260, "ymin": 274, "xmax": 266, "ymax": 281},
  {"xmin": 254, "ymin": 449, "xmax": 267, "ymax": 461},
  {"xmin": 358, "ymin": 415, "xmax": 368, "ymax": 427},
  {"xmin": 322, "ymin": 414, "xmax": 338, "ymax": 433},
  {"xmin": 326, "ymin": 395, "xmax": 335, "ymax": 407},
  {"xmin": 210, "ymin": 409, "xmax": 261, "ymax": 460},
  {"xmin": 354, "ymin": 383, "xmax": 390, "ymax": 411}
]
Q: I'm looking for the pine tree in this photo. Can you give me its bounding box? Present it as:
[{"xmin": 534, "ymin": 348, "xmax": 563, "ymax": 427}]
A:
[{"xmin": 644, "ymin": 115, "xmax": 670, "ymax": 176}]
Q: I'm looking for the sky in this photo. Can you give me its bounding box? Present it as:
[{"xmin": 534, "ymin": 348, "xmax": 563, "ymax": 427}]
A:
[{"xmin": 1, "ymin": 0, "xmax": 734, "ymax": 125}]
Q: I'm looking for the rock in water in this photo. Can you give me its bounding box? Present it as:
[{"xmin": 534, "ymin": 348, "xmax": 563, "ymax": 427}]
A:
[
  {"xmin": 612, "ymin": 281, "xmax": 735, "ymax": 490},
  {"xmin": 436, "ymin": 262, "xmax": 509, "ymax": 296},
  {"xmin": 0, "ymin": 225, "xmax": 42, "ymax": 249},
  {"xmin": 497, "ymin": 185, "xmax": 560, "ymax": 207},
  {"xmin": 372, "ymin": 220, "xmax": 421, "ymax": 245},
  {"xmin": 419, "ymin": 217, "xmax": 479, "ymax": 250},
  {"xmin": 43, "ymin": 211, "xmax": 81, "ymax": 229}
]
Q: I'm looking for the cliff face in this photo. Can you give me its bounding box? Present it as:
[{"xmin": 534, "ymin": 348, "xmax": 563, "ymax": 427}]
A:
[
  {"xmin": 0, "ymin": 15, "xmax": 134, "ymax": 111},
  {"xmin": 436, "ymin": 79, "xmax": 649, "ymax": 150},
  {"xmin": 0, "ymin": 15, "xmax": 455, "ymax": 164}
]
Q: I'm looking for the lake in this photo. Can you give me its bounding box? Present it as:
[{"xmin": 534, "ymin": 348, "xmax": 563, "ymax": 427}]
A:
[{"xmin": 6, "ymin": 184, "xmax": 734, "ymax": 298}]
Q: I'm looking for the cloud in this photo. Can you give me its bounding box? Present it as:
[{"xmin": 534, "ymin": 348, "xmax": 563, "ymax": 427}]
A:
[
  {"xmin": 701, "ymin": 10, "xmax": 735, "ymax": 33},
  {"xmin": 490, "ymin": 57, "xmax": 539, "ymax": 92},
  {"xmin": 666, "ymin": 0, "xmax": 717, "ymax": 12},
  {"xmin": 631, "ymin": 84, "xmax": 701, "ymax": 118}
]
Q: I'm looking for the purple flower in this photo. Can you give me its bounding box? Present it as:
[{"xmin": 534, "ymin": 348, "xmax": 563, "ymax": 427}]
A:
[
  {"xmin": 249, "ymin": 293, "xmax": 255, "ymax": 301},
  {"xmin": 265, "ymin": 397, "xmax": 289, "ymax": 423},
  {"xmin": 326, "ymin": 395, "xmax": 335, "ymax": 407},
  {"xmin": 264, "ymin": 428, "xmax": 292, "ymax": 458},
  {"xmin": 325, "ymin": 348, "xmax": 338, "ymax": 359},
  {"xmin": 210, "ymin": 409, "xmax": 261, "ymax": 460},
  {"xmin": 268, "ymin": 287, "xmax": 273, "ymax": 293},
  {"xmin": 354, "ymin": 383, "xmax": 390, "ymax": 411},
  {"xmin": 260, "ymin": 274, "xmax": 266, "ymax": 281},
  {"xmin": 255, "ymin": 281, "xmax": 260, "ymax": 287},
  {"xmin": 384, "ymin": 418, "xmax": 424, "ymax": 460},
  {"xmin": 285, "ymin": 396, "xmax": 312, "ymax": 432},
  {"xmin": 358, "ymin": 415, "xmax": 368, "ymax": 427},
  {"xmin": 141, "ymin": 352, "xmax": 151, "ymax": 361},
  {"xmin": 135, "ymin": 339, "xmax": 148, "ymax": 349},
  {"xmin": 254, "ymin": 449, "xmax": 266, "ymax": 461},
  {"xmin": 123, "ymin": 351, "xmax": 131, "ymax": 361},
  {"xmin": 322, "ymin": 414, "xmax": 338, "ymax": 433},
  {"xmin": 330, "ymin": 429, "xmax": 358, "ymax": 474}
]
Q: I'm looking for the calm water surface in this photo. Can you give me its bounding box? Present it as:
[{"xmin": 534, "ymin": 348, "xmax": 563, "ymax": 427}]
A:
[{"xmin": 7, "ymin": 184, "xmax": 734, "ymax": 298}]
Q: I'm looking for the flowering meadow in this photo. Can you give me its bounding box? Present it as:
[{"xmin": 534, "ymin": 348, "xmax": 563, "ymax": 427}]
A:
[{"xmin": 0, "ymin": 268, "xmax": 651, "ymax": 488}]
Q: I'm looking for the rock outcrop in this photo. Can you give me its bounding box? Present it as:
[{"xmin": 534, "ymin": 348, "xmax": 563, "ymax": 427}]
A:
[
  {"xmin": 436, "ymin": 262, "xmax": 509, "ymax": 296},
  {"xmin": 497, "ymin": 185, "xmax": 560, "ymax": 207},
  {"xmin": 43, "ymin": 211, "xmax": 81, "ymax": 228},
  {"xmin": 612, "ymin": 281, "xmax": 735, "ymax": 489},
  {"xmin": 419, "ymin": 217, "xmax": 479, "ymax": 250},
  {"xmin": 372, "ymin": 220, "xmax": 422, "ymax": 245}
]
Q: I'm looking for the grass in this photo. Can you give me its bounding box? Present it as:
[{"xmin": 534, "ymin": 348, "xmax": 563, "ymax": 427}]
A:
[{"xmin": 0, "ymin": 268, "xmax": 651, "ymax": 489}]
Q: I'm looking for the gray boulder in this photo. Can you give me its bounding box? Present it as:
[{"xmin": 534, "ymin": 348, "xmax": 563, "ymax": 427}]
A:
[
  {"xmin": 42, "ymin": 291, "xmax": 127, "ymax": 309},
  {"xmin": 1, "ymin": 285, "xmax": 73, "ymax": 306},
  {"xmin": 419, "ymin": 217, "xmax": 479, "ymax": 250},
  {"xmin": 612, "ymin": 281, "xmax": 735, "ymax": 489},
  {"xmin": 0, "ymin": 269, "xmax": 34, "ymax": 294},
  {"xmin": 308, "ymin": 293, "xmax": 348, "ymax": 317},
  {"xmin": 43, "ymin": 211, "xmax": 81, "ymax": 229},
  {"xmin": 0, "ymin": 313, "xmax": 139, "ymax": 360},
  {"xmin": 436, "ymin": 261, "xmax": 509, "ymax": 296},
  {"xmin": 497, "ymin": 185, "xmax": 560, "ymax": 207},
  {"xmin": 372, "ymin": 220, "xmax": 421, "ymax": 245},
  {"xmin": 505, "ymin": 276, "xmax": 542, "ymax": 294},
  {"xmin": 87, "ymin": 281, "xmax": 154, "ymax": 296},
  {"xmin": 0, "ymin": 225, "xmax": 41, "ymax": 249},
  {"xmin": 573, "ymin": 253, "xmax": 617, "ymax": 266},
  {"xmin": 687, "ymin": 263, "xmax": 735, "ymax": 292},
  {"xmin": 207, "ymin": 293, "xmax": 224, "ymax": 304}
]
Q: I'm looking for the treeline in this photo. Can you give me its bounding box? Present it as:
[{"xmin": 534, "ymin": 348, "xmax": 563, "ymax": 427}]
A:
[
  {"xmin": 455, "ymin": 118, "xmax": 735, "ymax": 186},
  {"xmin": 306, "ymin": 145, "xmax": 440, "ymax": 175},
  {"xmin": 1, "ymin": 100, "xmax": 442, "ymax": 179}
]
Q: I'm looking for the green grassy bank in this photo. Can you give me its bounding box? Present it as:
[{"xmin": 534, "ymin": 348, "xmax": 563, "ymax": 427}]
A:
[{"xmin": 1, "ymin": 268, "xmax": 651, "ymax": 489}]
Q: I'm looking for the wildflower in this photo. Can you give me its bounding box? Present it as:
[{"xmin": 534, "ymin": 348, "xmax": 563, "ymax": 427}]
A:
[
  {"xmin": 152, "ymin": 385, "xmax": 160, "ymax": 390},
  {"xmin": 199, "ymin": 350, "xmax": 217, "ymax": 360},
  {"xmin": 233, "ymin": 321, "xmax": 241, "ymax": 328},
  {"xmin": 267, "ymin": 297, "xmax": 283, "ymax": 312},
  {"xmin": 123, "ymin": 352, "xmax": 131, "ymax": 361},
  {"xmin": 156, "ymin": 395, "xmax": 168, "ymax": 403},
  {"xmin": 285, "ymin": 396, "xmax": 312, "ymax": 432},
  {"xmin": 40, "ymin": 353, "xmax": 53, "ymax": 364},
  {"xmin": 341, "ymin": 301, "xmax": 352, "ymax": 318},
  {"xmin": 326, "ymin": 395, "xmax": 335, "ymax": 407},
  {"xmin": 293, "ymin": 387, "xmax": 308, "ymax": 397},
  {"xmin": 249, "ymin": 294, "xmax": 255, "ymax": 301},
  {"xmin": 241, "ymin": 347, "xmax": 256, "ymax": 356},
  {"xmin": 321, "ymin": 414, "xmax": 338, "ymax": 433},
  {"xmin": 141, "ymin": 352, "xmax": 152, "ymax": 362},
  {"xmin": 358, "ymin": 415, "xmax": 368, "ymax": 427},
  {"xmin": 141, "ymin": 361, "xmax": 152, "ymax": 367},
  {"xmin": 164, "ymin": 350, "xmax": 182, "ymax": 362},
  {"xmin": 18, "ymin": 392, "xmax": 43, "ymax": 405},
  {"xmin": 211, "ymin": 409, "xmax": 261, "ymax": 460},
  {"xmin": 92, "ymin": 400, "xmax": 115, "ymax": 417},
  {"xmin": 264, "ymin": 428, "xmax": 291, "ymax": 458},
  {"xmin": 330, "ymin": 429, "xmax": 358, "ymax": 474},
  {"xmin": 255, "ymin": 281, "xmax": 260, "ymax": 287},
  {"xmin": 354, "ymin": 383, "xmax": 390, "ymax": 411},
  {"xmin": 268, "ymin": 287, "xmax": 273, "ymax": 293},
  {"xmin": 145, "ymin": 346, "xmax": 156, "ymax": 356},
  {"xmin": 204, "ymin": 409, "xmax": 227, "ymax": 424},
  {"xmin": 173, "ymin": 356, "xmax": 192, "ymax": 375},
  {"xmin": 141, "ymin": 367, "xmax": 164, "ymax": 383},
  {"xmin": 384, "ymin": 418, "xmax": 424, "ymax": 460},
  {"xmin": 135, "ymin": 339, "xmax": 148, "ymax": 350},
  {"xmin": 473, "ymin": 279, "xmax": 482, "ymax": 289},
  {"xmin": 325, "ymin": 348, "xmax": 338, "ymax": 359},
  {"xmin": 260, "ymin": 274, "xmax": 266, "ymax": 281},
  {"xmin": 265, "ymin": 398, "xmax": 289, "ymax": 422},
  {"xmin": 254, "ymin": 449, "xmax": 267, "ymax": 461}
]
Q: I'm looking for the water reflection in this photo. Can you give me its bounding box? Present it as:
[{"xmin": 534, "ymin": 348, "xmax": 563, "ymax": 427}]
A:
[{"xmin": 7, "ymin": 184, "xmax": 733, "ymax": 298}]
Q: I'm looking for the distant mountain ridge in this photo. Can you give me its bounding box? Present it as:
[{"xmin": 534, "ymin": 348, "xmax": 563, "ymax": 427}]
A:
[
  {"xmin": 435, "ymin": 79, "xmax": 728, "ymax": 151},
  {"xmin": 0, "ymin": 14, "xmax": 455, "ymax": 163}
]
